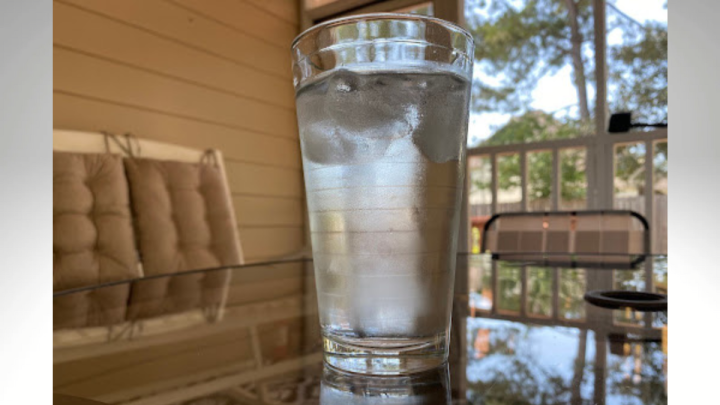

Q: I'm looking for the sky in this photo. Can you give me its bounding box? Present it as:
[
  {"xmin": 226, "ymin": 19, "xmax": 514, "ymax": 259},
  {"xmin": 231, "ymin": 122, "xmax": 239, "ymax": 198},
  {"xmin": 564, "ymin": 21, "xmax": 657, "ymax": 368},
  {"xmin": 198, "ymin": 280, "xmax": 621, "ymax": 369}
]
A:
[
  {"xmin": 466, "ymin": 318, "xmax": 598, "ymax": 400},
  {"xmin": 466, "ymin": 0, "xmax": 668, "ymax": 146}
]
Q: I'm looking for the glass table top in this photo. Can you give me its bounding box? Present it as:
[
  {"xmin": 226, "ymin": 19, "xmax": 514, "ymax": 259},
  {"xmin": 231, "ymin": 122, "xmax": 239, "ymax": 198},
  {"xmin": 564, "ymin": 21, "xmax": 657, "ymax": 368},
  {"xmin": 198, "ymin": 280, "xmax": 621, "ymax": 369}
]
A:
[{"xmin": 53, "ymin": 254, "xmax": 667, "ymax": 405}]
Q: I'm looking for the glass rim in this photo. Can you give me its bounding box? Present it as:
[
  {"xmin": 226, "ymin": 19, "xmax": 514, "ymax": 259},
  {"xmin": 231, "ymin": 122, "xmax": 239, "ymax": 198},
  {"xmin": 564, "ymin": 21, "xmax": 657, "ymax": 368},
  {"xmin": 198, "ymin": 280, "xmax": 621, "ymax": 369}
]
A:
[{"xmin": 291, "ymin": 12, "xmax": 474, "ymax": 52}]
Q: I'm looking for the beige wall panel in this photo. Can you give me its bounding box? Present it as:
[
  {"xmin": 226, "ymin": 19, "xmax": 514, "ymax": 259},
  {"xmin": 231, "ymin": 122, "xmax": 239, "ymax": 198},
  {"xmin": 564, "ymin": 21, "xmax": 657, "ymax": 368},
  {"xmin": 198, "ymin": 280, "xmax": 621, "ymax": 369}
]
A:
[
  {"xmin": 57, "ymin": 0, "xmax": 291, "ymax": 78},
  {"xmin": 172, "ymin": 0, "xmax": 297, "ymax": 48}
]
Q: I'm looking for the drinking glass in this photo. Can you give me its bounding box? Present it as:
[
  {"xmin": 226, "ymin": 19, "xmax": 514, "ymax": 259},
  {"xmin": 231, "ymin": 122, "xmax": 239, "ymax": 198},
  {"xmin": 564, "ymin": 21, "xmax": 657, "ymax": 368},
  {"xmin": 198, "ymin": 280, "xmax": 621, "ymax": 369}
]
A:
[
  {"xmin": 321, "ymin": 364, "xmax": 452, "ymax": 404},
  {"xmin": 292, "ymin": 13, "xmax": 474, "ymax": 375}
]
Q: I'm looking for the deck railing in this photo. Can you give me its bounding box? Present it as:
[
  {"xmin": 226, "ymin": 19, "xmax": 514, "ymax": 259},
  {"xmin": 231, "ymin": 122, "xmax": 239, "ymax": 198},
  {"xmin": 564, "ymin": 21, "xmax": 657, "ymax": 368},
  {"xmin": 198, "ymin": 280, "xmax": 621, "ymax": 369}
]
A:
[{"xmin": 462, "ymin": 129, "xmax": 668, "ymax": 254}]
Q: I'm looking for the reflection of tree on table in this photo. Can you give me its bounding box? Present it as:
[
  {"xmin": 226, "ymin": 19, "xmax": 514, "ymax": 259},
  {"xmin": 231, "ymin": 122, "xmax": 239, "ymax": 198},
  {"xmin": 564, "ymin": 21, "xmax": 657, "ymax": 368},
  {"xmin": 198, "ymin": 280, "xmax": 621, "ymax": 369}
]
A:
[
  {"xmin": 466, "ymin": 320, "xmax": 590, "ymax": 404},
  {"xmin": 606, "ymin": 340, "xmax": 667, "ymax": 405}
]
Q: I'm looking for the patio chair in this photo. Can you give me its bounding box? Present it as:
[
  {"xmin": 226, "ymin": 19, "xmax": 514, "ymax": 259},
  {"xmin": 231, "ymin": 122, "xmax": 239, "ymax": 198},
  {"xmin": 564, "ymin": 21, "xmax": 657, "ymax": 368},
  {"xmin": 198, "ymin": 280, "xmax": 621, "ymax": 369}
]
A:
[
  {"xmin": 480, "ymin": 210, "xmax": 649, "ymax": 266},
  {"xmin": 53, "ymin": 129, "xmax": 243, "ymax": 339},
  {"xmin": 122, "ymin": 140, "xmax": 242, "ymax": 324}
]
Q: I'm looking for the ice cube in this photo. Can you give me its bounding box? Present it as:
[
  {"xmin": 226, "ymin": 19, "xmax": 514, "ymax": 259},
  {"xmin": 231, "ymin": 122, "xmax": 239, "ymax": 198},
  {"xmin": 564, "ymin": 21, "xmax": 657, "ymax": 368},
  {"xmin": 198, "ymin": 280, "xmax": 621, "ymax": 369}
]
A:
[
  {"xmin": 300, "ymin": 120, "xmax": 396, "ymax": 165},
  {"xmin": 325, "ymin": 70, "xmax": 416, "ymax": 140},
  {"xmin": 411, "ymin": 75, "xmax": 469, "ymax": 163}
]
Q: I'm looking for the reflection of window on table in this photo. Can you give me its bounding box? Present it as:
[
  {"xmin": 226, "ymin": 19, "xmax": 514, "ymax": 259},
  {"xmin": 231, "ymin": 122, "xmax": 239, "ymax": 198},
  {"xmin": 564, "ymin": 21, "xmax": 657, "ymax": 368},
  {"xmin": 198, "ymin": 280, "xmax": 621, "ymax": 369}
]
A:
[
  {"xmin": 653, "ymin": 255, "xmax": 668, "ymax": 295},
  {"xmin": 469, "ymin": 256, "xmax": 494, "ymax": 313},
  {"xmin": 559, "ymin": 269, "xmax": 586, "ymax": 321},
  {"xmin": 497, "ymin": 265, "xmax": 521, "ymax": 314},
  {"xmin": 526, "ymin": 267, "xmax": 553, "ymax": 318},
  {"xmin": 612, "ymin": 269, "xmax": 646, "ymax": 327},
  {"xmin": 652, "ymin": 257, "xmax": 668, "ymax": 327}
]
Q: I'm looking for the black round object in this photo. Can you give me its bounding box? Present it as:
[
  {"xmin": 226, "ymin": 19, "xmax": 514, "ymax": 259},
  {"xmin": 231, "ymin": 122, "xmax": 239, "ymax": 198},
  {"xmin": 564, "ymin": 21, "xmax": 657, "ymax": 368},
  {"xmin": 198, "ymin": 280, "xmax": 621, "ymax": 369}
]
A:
[{"xmin": 584, "ymin": 290, "xmax": 667, "ymax": 312}]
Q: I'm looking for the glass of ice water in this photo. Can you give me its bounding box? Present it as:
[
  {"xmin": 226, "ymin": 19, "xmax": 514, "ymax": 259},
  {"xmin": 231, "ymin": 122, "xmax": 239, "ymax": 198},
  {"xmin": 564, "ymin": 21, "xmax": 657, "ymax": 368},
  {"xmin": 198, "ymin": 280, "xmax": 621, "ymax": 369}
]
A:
[
  {"xmin": 292, "ymin": 13, "xmax": 474, "ymax": 375},
  {"xmin": 321, "ymin": 363, "xmax": 452, "ymax": 404}
]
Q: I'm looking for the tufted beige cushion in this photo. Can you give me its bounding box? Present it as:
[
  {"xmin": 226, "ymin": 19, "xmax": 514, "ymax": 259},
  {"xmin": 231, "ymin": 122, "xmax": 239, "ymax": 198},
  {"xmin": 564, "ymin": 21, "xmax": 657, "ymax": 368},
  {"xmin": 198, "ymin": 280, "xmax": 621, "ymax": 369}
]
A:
[
  {"xmin": 124, "ymin": 157, "xmax": 241, "ymax": 320},
  {"xmin": 53, "ymin": 152, "xmax": 140, "ymax": 329}
]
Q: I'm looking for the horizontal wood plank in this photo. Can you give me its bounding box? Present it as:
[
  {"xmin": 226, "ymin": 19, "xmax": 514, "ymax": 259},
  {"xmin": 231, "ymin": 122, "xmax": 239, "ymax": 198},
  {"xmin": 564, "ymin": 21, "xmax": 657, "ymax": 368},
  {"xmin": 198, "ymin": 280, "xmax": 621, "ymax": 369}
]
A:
[
  {"xmin": 233, "ymin": 195, "xmax": 304, "ymax": 227},
  {"xmin": 245, "ymin": 0, "xmax": 299, "ymax": 25},
  {"xmin": 54, "ymin": 2, "xmax": 295, "ymax": 109},
  {"xmin": 57, "ymin": 0, "xmax": 292, "ymax": 79},
  {"xmin": 225, "ymin": 161, "xmax": 304, "ymax": 197},
  {"xmin": 239, "ymin": 227, "xmax": 305, "ymax": 261},
  {"xmin": 54, "ymin": 46, "xmax": 298, "ymax": 138},
  {"xmin": 171, "ymin": 0, "xmax": 297, "ymax": 49},
  {"xmin": 53, "ymin": 92, "xmax": 301, "ymax": 169}
]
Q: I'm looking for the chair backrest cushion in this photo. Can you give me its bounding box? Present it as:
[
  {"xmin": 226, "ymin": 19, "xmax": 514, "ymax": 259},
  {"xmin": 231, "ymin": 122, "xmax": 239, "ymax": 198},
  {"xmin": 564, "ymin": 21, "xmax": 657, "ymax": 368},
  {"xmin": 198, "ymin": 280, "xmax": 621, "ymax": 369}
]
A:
[
  {"xmin": 123, "ymin": 157, "xmax": 241, "ymax": 319},
  {"xmin": 53, "ymin": 152, "xmax": 140, "ymax": 328}
]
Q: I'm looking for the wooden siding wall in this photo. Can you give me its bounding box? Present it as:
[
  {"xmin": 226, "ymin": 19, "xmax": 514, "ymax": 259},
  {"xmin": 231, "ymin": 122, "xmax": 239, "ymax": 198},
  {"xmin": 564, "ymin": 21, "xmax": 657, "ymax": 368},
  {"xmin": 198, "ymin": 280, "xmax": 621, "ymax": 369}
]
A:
[{"xmin": 53, "ymin": 0, "xmax": 304, "ymax": 261}]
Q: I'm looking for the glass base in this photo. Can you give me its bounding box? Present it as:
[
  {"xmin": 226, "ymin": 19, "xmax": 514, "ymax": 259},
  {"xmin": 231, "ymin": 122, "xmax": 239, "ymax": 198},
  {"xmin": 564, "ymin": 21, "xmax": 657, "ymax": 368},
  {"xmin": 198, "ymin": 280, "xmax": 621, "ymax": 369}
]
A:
[{"xmin": 322, "ymin": 332, "xmax": 448, "ymax": 375}]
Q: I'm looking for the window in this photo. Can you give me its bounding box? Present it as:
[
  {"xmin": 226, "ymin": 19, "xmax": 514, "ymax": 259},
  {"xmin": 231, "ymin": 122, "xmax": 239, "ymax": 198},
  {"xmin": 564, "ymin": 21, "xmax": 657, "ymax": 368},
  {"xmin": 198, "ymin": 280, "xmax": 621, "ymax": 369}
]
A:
[
  {"xmin": 613, "ymin": 142, "xmax": 646, "ymax": 215},
  {"xmin": 560, "ymin": 147, "xmax": 588, "ymax": 210},
  {"xmin": 526, "ymin": 150, "xmax": 552, "ymax": 212},
  {"xmin": 496, "ymin": 153, "xmax": 522, "ymax": 212},
  {"xmin": 469, "ymin": 155, "xmax": 492, "ymax": 252}
]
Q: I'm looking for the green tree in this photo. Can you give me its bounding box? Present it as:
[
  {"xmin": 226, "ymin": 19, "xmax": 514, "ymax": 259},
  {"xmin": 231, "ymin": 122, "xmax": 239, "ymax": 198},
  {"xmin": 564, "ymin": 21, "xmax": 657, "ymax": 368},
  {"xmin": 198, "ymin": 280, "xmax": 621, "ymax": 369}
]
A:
[
  {"xmin": 606, "ymin": 341, "xmax": 667, "ymax": 404},
  {"xmin": 608, "ymin": 20, "xmax": 668, "ymax": 123},
  {"xmin": 467, "ymin": 322, "xmax": 590, "ymax": 404},
  {"xmin": 466, "ymin": 0, "xmax": 667, "ymax": 125},
  {"xmin": 466, "ymin": 0, "xmax": 596, "ymax": 122},
  {"xmin": 466, "ymin": 0, "xmax": 667, "ymax": 202}
]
